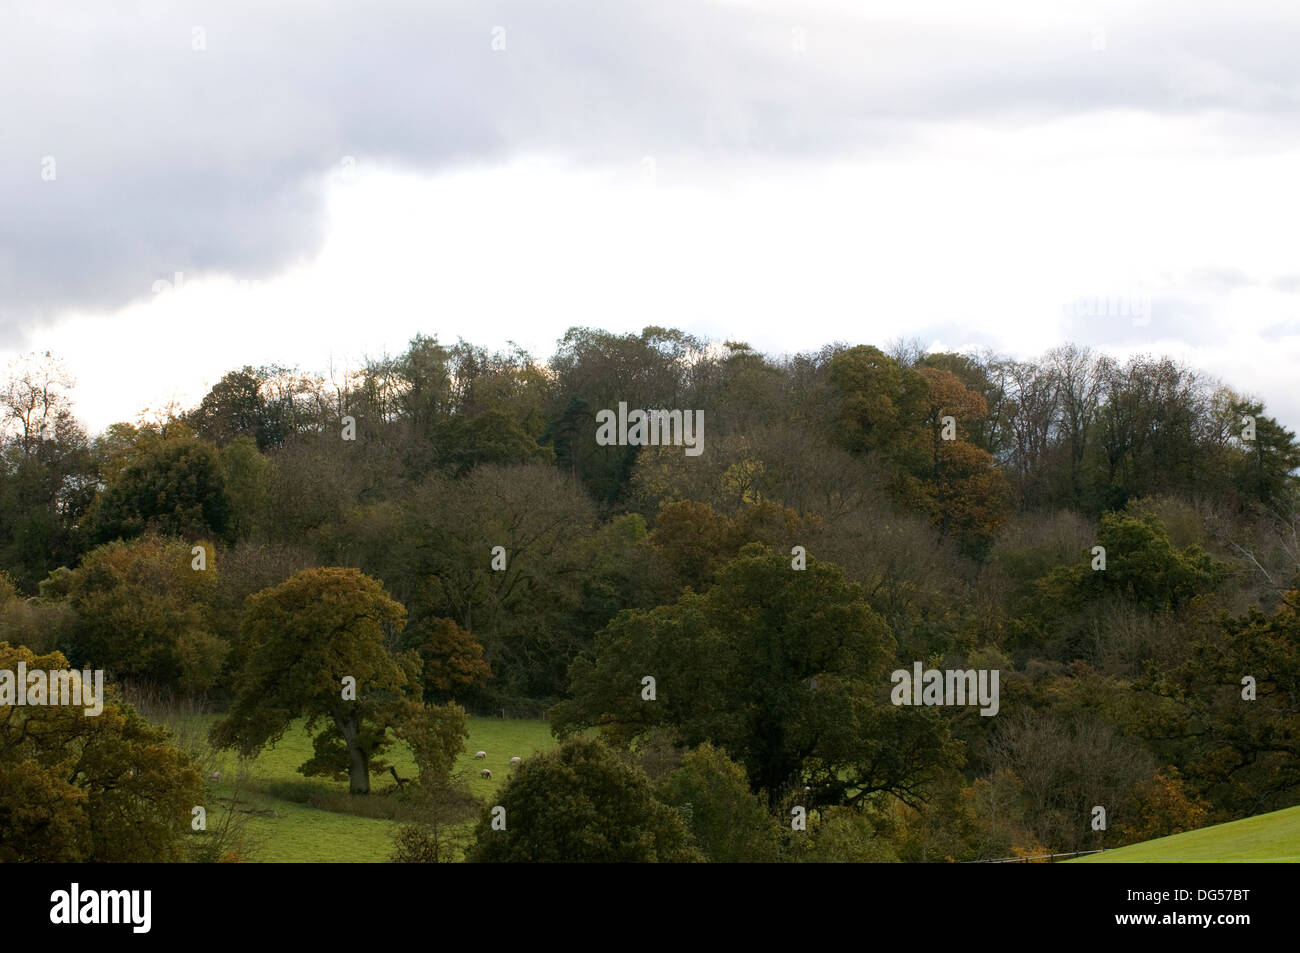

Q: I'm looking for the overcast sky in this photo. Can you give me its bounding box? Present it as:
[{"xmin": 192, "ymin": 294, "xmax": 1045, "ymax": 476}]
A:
[{"xmin": 3, "ymin": 0, "xmax": 1299, "ymax": 434}]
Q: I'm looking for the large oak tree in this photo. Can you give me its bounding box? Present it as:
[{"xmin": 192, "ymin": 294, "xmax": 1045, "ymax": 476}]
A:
[
  {"xmin": 553, "ymin": 545, "xmax": 962, "ymax": 809},
  {"xmin": 211, "ymin": 567, "xmax": 420, "ymax": 794}
]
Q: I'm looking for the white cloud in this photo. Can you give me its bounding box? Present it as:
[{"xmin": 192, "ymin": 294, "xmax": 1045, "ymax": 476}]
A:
[
  {"xmin": 20, "ymin": 119, "xmax": 1300, "ymax": 434},
  {"xmin": 5, "ymin": 1, "xmax": 1300, "ymax": 433}
]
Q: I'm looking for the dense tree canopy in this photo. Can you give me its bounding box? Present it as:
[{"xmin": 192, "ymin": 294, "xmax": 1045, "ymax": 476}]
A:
[
  {"xmin": 554, "ymin": 545, "xmax": 962, "ymax": 808},
  {"xmin": 92, "ymin": 437, "xmax": 233, "ymax": 544},
  {"xmin": 0, "ymin": 643, "xmax": 203, "ymax": 861},
  {"xmin": 2, "ymin": 328, "xmax": 1299, "ymax": 860},
  {"xmin": 59, "ymin": 534, "xmax": 224, "ymax": 694}
]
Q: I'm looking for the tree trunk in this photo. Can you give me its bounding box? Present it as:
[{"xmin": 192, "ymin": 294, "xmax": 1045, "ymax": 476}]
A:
[
  {"xmin": 334, "ymin": 712, "xmax": 371, "ymax": 795},
  {"xmin": 347, "ymin": 741, "xmax": 370, "ymax": 795}
]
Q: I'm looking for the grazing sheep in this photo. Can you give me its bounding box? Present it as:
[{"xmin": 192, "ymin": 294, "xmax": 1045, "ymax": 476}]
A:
[
  {"xmin": 480, "ymin": 768, "xmax": 492, "ymax": 778},
  {"xmin": 509, "ymin": 756, "xmax": 522, "ymax": 767},
  {"xmin": 210, "ymin": 771, "xmax": 223, "ymax": 782},
  {"xmin": 474, "ymin": 750, "xmax": 487, "ymax": 759}
]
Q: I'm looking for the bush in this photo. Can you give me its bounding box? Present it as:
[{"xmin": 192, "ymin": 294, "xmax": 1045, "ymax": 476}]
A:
[{"xmin": 467, "ymin": 736, "xmax": 702, "ymax": 862}]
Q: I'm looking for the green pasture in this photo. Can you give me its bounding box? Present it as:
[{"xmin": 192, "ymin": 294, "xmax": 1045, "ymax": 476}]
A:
[
  {"xmin": 1071, "ymin": 804, "xmax": 1300, "ymax": 863},
  {"xmin": 169, "ymin": 714, "xmax": 557, "ymax": 862}
]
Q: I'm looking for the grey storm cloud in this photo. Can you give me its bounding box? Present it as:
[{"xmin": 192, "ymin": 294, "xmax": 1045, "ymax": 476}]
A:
[{"xmin": 4, "ymin": 0, "xmax": 1300, "ymax": 338}]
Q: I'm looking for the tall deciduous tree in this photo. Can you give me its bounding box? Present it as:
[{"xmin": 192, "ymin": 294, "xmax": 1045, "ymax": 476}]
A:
[
  {"xmin": 1154, "ymin": 589, "xmax": 1300, "ymax": 815},
  {"xmin": 92, "ymin": 437, "xmax": 233, "ymax": 544},
  {"xmin": 0, "ymin": 353, "xmax": 96, "ymax": 591},
  {"xmin": 400, "ymin": 615, "xmax": 492, "ymax": 703},
  {"xmin": 554, "ymin": 545, "xmax": 961, "ymax": 809},
  {"xmin": 60, "ymin": 534, "xmax": 224, "ymax": 694},
  {"xmin": 211, "ymin": 567, "xmax": 419, "ymax": 794},
  {"xmin": 828, "ymin": 345, "xmax": 926, "ymax": 457},
  {"xmin": 897, "ymin": 368, "xmax": 1010, "ymax": 557},
  {"xmin": 0, "ymin": 352, "xmax": 75, "ymax": 457},
  {"xmin": 1039, "ymin": 511, "xmax": 1226, "ymax": 616},
  {"xmin": 407, "ymin": 464, "xmax": 597, "ymax": 702}
]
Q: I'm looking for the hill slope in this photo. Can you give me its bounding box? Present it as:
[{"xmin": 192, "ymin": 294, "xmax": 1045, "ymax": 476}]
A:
[{"xmin": 1072, "ymin": 804, "xmax": 1300, "ymax": 863}]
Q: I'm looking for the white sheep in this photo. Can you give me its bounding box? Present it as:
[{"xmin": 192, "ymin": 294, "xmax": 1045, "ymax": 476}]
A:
[
  {"xmin": 209, "ymin": 771, "xmax": 223, "ymax": 782},
  {"xmin": 509, "ymin": 756, "xmax": 522, "ymax": 767},
  {"xmin": 480, "ymin": 768, "xmax": 492, "ymax": 778},
  {"xmin": 474, "ymin": 750, "xmax": 487, "ymax": 759}
]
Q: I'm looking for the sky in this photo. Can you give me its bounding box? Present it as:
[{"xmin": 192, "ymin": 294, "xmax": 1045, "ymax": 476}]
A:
[{"xmin": 3, "ymin": 0, "xmax": 1300, "ymax": 434}]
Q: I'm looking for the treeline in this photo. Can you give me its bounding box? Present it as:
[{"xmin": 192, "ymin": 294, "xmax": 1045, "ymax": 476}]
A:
[{"xmin": 1, "ymin": 329, "xmax": 1298, "ymax": 861}]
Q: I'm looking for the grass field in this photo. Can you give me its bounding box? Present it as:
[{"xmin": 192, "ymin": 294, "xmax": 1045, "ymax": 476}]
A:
[
  {"xmin": 1070, "ymin": 804, "xmax": 1300, "ymax": 863},
  {"xmin": 171, "ymin": 714, "xmax": 558, "ymax": 862}
]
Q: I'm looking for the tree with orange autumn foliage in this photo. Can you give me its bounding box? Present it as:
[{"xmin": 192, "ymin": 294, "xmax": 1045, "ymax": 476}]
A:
[
  {"xmin": 1118, "ymin": 767, "xmax": 1211, "ymax": 843},
  {"xmin": 897, "ymin": 368, "xmax": 1011, "ymax": 557}
]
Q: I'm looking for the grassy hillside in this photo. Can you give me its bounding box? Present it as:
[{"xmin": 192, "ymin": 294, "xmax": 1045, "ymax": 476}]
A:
[
  {"xmin": 175, "ymin": 714, "xmax": 557, "ymax": 862},
  {"xmin": 1072, "ymin": 804, "xmax": 1300, "ymax": 863}
]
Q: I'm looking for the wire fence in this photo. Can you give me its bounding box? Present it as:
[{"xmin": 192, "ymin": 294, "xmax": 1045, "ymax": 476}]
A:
[{"xmin": 969, "ymin": 849, "xmax": 1107, "ymax": 863}]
